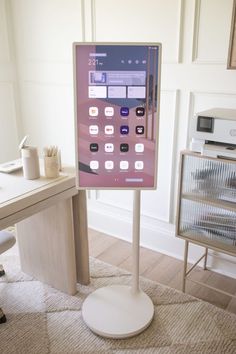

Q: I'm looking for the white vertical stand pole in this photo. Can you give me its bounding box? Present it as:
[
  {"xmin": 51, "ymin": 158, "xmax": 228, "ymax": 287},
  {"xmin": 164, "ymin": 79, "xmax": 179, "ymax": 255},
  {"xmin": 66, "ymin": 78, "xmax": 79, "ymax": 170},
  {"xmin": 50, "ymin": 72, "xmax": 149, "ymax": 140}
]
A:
[
  {"xmin": 132, "ymin": 189, "xmax": 141, "ymax": 294},
  {"xmin": 82, "ymin": 188, "xmax": 154, "ymax": 338}
]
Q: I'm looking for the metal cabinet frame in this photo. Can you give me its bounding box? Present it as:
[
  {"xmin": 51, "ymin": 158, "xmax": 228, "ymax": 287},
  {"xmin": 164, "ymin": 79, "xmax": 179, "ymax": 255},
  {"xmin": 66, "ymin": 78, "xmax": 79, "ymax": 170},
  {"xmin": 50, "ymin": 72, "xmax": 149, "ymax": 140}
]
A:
[{"xmin": 176, "ymin": 151, "xmax": 236, "ymax": 299}]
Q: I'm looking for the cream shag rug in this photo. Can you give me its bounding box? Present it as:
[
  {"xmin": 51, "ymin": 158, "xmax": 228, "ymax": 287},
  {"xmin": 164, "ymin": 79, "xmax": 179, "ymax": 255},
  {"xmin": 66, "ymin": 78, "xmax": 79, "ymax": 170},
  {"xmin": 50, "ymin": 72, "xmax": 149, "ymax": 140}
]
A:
[{"xmin": 0, "ymin": 244, "xmax": 236, "ymax": 354}]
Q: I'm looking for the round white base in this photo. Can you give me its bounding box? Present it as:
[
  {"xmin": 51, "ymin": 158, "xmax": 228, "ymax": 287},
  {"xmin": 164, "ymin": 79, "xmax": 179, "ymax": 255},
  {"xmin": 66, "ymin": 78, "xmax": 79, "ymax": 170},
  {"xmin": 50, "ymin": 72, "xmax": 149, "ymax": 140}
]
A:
[{"xmin": 82, "ymin": 285, "xmax": 154, "ymax": 338}]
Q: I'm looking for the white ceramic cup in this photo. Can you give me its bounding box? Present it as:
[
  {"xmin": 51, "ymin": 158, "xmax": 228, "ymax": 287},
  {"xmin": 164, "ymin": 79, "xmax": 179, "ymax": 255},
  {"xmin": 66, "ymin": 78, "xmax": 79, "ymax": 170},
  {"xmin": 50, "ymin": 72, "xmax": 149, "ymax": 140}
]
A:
[{"xmin": 21, "ymin": 146, "xmax": 40, "ymax": 180}]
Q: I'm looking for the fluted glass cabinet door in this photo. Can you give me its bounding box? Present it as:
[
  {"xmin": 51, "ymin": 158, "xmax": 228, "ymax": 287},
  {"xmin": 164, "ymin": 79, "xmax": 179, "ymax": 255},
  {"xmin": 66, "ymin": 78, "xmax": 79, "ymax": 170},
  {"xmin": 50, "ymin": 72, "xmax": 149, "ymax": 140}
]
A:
[{"xmin": 177, "ymin": 152, "xmax": 236, "ymax": 253}]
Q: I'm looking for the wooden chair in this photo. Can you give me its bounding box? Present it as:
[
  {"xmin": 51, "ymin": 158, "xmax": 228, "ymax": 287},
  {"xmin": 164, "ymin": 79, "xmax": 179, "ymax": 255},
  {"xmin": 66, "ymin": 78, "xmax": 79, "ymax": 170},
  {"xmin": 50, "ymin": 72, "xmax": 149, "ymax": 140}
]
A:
[{"xmin": 0, "ymin": 230, "xmax": 16, "ymax": 323}]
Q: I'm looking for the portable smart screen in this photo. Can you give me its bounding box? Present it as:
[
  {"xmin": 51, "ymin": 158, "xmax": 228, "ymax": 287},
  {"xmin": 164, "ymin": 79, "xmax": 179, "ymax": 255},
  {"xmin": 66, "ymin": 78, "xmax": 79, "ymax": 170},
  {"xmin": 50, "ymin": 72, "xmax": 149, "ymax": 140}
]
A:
[{"xmin": 73, "ymin": 43, "xmax": 161, "ymax": 189}]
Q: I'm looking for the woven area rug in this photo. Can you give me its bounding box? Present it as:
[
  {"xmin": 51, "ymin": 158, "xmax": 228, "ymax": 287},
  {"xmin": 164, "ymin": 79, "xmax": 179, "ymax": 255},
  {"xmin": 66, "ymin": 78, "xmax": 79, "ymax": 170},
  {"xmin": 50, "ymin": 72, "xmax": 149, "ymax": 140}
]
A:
[{"xmin": 1, "ymin": 244, "xmax": 236, "ymax": 354}]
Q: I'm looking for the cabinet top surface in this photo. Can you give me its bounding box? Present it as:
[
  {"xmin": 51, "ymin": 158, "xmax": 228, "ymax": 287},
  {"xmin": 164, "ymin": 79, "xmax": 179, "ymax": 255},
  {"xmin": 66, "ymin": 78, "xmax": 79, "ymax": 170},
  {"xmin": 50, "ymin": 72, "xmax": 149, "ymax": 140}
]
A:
[{"xmin": 181, "ymin": 150, "xmax": 236, "ymax": 164}]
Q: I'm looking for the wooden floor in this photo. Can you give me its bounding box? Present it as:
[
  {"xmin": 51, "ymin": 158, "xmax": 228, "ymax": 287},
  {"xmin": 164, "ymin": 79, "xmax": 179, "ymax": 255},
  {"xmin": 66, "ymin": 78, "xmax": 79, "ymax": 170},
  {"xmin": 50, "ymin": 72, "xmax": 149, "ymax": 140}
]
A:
[{"xmin": 89, "ymin": 228, "xmax": 236, "ymax": 315}]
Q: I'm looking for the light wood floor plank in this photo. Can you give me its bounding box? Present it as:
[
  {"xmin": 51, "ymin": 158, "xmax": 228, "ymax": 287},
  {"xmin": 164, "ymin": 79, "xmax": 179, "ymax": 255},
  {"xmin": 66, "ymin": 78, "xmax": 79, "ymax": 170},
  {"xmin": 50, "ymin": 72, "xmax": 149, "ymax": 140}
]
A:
[
  {"xmin": 119, "ymin": 246, "xmax": 163, "ymax": 275},
  {"xmin": 227, "ymin": 296, "xmax": 236, "ymax": 313},
  {"xmin": 142, "ymin": 254, "xmax": 183, "ymax": 286},
  {"xmin": 88, "ymin": 229, "xmax": 117, "ymax": 258},
  {"xmin": 191, "ymin": 271, "xmax": 236, "ymax": 310},
  {"xmin": 97, "ymin": 238, "xmax": 131, "ymax": 266}
]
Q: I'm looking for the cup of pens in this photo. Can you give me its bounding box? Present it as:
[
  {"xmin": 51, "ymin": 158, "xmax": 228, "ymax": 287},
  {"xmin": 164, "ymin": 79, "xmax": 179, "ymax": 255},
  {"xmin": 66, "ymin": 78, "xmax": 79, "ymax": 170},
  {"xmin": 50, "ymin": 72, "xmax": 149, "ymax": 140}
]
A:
[{"xmin": 43, "ymin": 146, "xmax": 60, "ymax": 178}]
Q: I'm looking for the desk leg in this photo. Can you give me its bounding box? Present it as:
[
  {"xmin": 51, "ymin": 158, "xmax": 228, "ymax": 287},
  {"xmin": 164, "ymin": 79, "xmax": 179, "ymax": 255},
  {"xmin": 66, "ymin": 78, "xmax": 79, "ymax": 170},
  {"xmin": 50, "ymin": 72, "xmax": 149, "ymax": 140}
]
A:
[
  {"xmin": 72, "ymin": 191, "xmax": 90, "ymax": 285},
  {"xmin": 16, "ymin": 198, "xmax": 77, "ymax": 295}
]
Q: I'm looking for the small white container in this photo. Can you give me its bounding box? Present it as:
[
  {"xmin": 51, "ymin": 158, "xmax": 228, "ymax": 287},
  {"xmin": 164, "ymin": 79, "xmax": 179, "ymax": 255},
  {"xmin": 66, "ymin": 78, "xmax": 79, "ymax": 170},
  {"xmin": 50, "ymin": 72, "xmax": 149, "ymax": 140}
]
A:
[
  {"xmin": 44, "ymin": 155, "xmax": 59, "ymax": 178},
  {"xmin": 21, "ymin": 146, "xmax": 40, "ymax": 180}
]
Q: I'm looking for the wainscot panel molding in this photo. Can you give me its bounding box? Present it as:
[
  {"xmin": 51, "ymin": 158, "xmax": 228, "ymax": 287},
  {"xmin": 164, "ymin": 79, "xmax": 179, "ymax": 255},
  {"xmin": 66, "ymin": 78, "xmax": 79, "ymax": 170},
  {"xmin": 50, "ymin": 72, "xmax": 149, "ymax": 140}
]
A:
[
  {"xmin": 93, "ymin": 0, "xmax": 184, "ymax": 64},
  {"xmin": 192, "ymin": 0, "xmax": 233, "ymax": 64}
]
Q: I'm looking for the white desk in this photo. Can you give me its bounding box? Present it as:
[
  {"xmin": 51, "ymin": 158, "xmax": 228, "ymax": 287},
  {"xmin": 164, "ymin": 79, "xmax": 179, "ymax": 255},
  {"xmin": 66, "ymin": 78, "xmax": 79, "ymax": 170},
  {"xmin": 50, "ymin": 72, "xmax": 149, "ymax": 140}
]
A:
[{"xmin": 0, "ymin": 167, "xmax": 89, "ymax": 295}]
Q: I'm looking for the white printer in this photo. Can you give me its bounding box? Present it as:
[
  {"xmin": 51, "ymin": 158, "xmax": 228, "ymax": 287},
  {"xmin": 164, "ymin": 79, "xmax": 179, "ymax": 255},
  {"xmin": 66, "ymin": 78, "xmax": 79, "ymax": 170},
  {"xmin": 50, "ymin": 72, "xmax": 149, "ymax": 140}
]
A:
[{"xmin": 189, "ymin": 108, "xmax": 236, "ymax": 159}]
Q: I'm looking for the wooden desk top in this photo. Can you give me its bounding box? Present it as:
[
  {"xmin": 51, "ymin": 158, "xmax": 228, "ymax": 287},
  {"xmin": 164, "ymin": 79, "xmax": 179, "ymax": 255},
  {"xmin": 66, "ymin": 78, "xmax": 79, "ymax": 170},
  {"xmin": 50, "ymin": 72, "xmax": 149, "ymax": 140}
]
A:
[{"xmin": 0, "ymin": 166, "xmax": 78, "ymax": 227}]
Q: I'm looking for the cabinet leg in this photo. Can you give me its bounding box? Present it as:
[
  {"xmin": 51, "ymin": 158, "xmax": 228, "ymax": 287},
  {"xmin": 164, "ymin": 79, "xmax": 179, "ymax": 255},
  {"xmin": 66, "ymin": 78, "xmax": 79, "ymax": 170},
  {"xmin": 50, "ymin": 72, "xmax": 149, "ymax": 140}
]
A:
[
  {"xmin": 182, "ymin": 240, "xmax": 189, "ymax": 293},
  {"xmin": 203, "ymin": 247, "xmax": 208, "ymax": 270}
]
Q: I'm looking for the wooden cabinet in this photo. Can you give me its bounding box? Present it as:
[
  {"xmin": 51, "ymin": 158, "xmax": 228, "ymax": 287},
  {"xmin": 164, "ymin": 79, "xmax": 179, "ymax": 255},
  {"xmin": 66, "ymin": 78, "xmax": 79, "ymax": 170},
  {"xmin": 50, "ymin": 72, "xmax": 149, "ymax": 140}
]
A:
[{"xmin": 176, "ymin": 151, "xmax": 236, "ymax": 295}]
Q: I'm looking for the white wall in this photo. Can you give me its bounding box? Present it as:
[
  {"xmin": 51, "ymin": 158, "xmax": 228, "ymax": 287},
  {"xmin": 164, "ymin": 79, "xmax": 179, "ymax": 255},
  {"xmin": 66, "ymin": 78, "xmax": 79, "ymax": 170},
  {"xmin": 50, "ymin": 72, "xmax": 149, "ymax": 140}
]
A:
[
  {"xmin": 0, "ymin": 0, "xmax": 20, "ymax": 163},
  {"xmin": 9, "ymin": 0, "xmax": 83, "ymax": 165},
  {"xmin": 6, "ymin": 0, "xmax": 236, "ymax": 277}
]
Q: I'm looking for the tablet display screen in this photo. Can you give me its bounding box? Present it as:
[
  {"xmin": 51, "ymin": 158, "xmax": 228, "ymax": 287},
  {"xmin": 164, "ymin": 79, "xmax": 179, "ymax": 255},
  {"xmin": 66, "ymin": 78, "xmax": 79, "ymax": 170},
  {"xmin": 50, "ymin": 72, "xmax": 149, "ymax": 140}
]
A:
[{"xmin": 74, "ymin": 43, "xmax": 161, "ymax": 189}]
